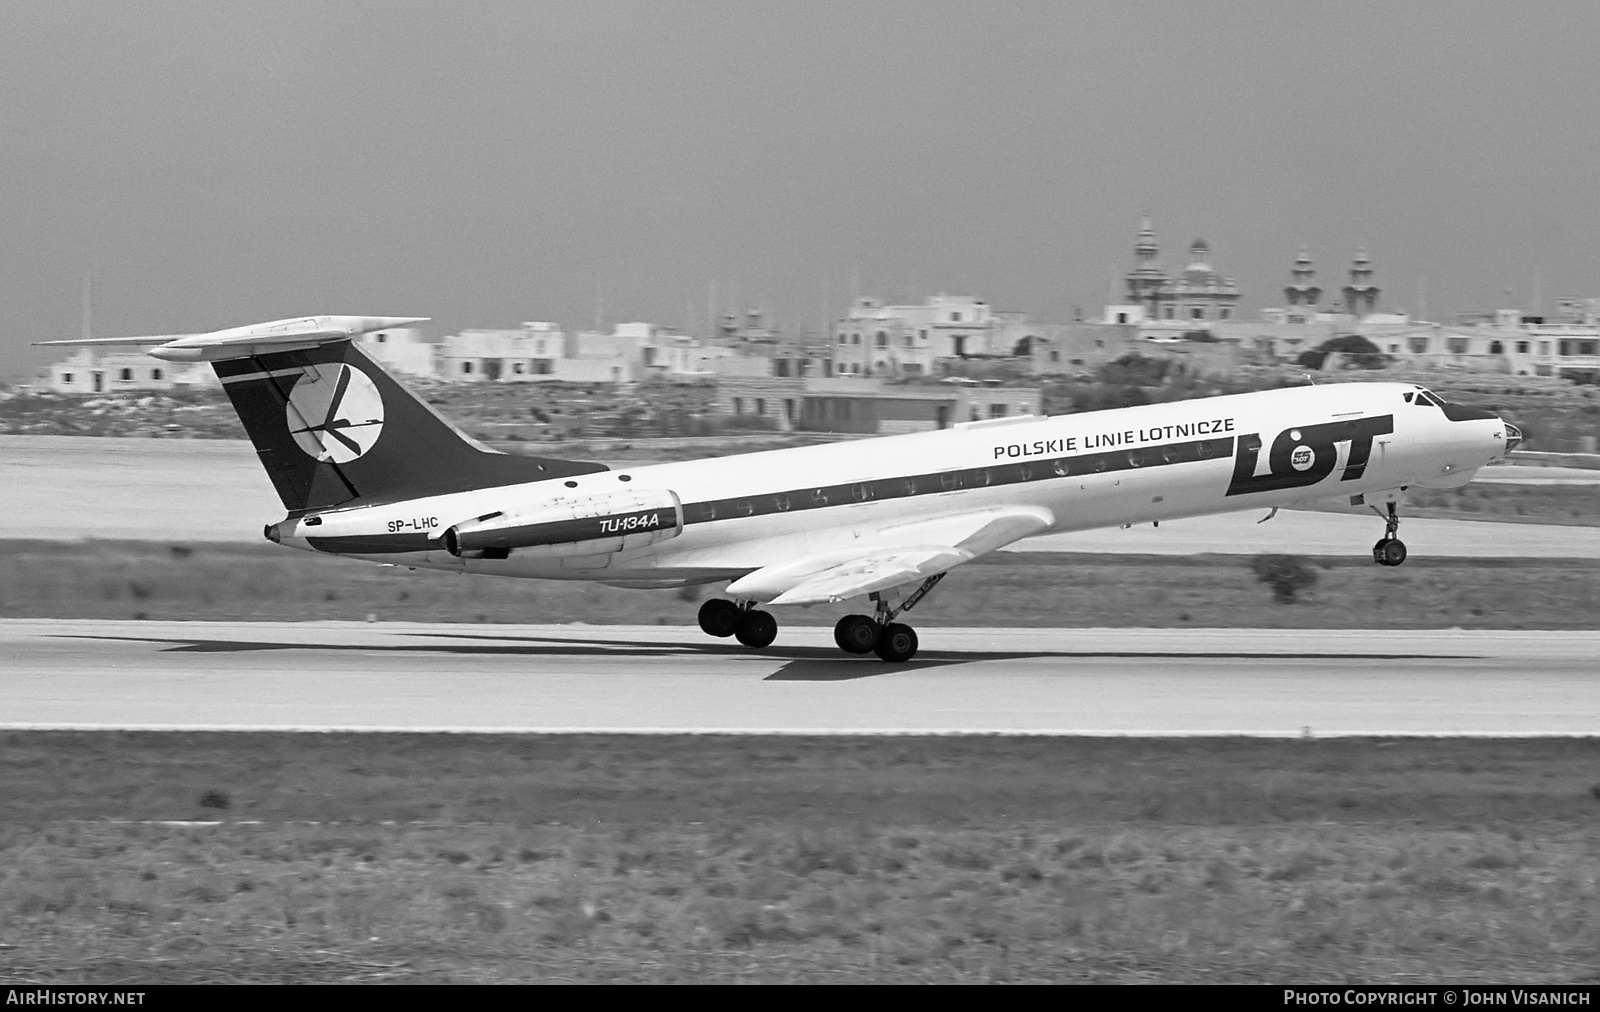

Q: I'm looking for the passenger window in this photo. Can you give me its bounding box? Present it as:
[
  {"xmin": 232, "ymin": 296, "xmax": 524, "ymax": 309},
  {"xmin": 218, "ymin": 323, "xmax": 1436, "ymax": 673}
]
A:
[
  {"xmin": 1197, "ymin": 441, "xmax": 1214, "ymax": 458},
  {"xmin": 1128, "ymin": 450, "xmax": 1145, "ymax": 467},
  {"xmin": 811, "ymin": 488, "xmax": 829, "ymax": 505},
  {"xmin": 1162, "ymin": 446, "xmax": 1179, "ymax": 463},
  {"xmin": 1091, "ymin": 457, "xmax": 1107, "ymax": 473},
  {"xmin": 972, "ymin": 469, "xmax": 991, "ymax": 487},
  {"xmin": 940, "ymin": 472, "xmax": 959, "ymax": 491},
  {"xmin": 1017, "ymin": 463, "xmax": 1032, "ymax": 481},
  {"xmin": 1052, "ymin": 459, "xmax": 1070, "ymax": 477},
  {"xmin": 736, "ymin": 500, "xmax": 754, "ymax": 516},
  {"xmin": 851, "ymin": 483, "xmax": 871, "ymax": 502},
  {"xmin": 698, "ymin": 503, "xmax": 717, "ymax": 521},
  {"xmin": 1242, "ymin": 435, "xmax": 1263, "ymax": 453},
  {"xmin": 901, "ymin": 478, "xmax": 918, "ymax": 496},
  {"xmin": 775, "ymin": 494, "xmax": 791, "ymax": 512}
]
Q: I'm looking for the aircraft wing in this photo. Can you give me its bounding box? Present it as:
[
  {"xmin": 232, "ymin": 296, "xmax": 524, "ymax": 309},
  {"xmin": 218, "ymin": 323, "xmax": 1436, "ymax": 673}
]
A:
[{"xmin": 728, "ymin": 506, "xmax": 1054, "ymax": 606}]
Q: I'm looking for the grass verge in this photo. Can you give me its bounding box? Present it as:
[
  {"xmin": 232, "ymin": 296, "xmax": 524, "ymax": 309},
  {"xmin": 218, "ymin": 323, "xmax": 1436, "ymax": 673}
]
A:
[
  {"xmin": 2, "ymin": 540, "xmax": 1598, "ymax": 628},
  {"xmin": 0, "ymin": 733, "xmax": 1596, "ymax": 983}
]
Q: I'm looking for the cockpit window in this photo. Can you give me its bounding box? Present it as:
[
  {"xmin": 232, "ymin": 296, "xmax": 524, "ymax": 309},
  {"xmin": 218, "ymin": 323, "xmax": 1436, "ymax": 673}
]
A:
[{"xmin": 1410, "ymin": 388, "xmax": 1446, "ymax": 408}]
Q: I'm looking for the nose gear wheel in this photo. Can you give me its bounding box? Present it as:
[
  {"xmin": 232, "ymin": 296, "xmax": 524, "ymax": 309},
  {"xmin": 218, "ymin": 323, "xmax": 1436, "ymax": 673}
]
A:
[{"xmin": 1370, "ymin": 501, "xmax": 1408, "ymax": 567}]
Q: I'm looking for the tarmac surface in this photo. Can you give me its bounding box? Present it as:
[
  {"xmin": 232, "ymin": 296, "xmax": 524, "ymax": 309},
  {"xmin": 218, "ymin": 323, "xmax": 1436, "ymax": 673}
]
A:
[
  {"xmin": 2, "ymin": 619, "xmax": 1596, "ymax": 736},
  {"xmin": 3, "ymin": 435, "xmax": 1597, "ymax": 556}
]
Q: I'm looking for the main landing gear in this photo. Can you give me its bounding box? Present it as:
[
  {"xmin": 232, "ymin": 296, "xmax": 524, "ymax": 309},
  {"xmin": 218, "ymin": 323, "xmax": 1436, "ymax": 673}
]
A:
[
  {"xmin": 697, "ymin": 598, "xmax": 777, "ymax": 648},
  {"xmin": 832, "ymin": 573, "xmax": 946, "ymax": 664},
  {"xmin": 1371, "ymin": 501, "xmax": 1408, "ymax": 567},
  {"xmin": 696, "ymin": 572, "xmax": 946, "ymax": 663}
]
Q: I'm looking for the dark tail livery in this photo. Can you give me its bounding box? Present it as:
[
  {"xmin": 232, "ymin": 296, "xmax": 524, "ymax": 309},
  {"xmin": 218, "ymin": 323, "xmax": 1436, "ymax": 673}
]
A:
[{"xmin": 214, "ymin": 341, "xmax": 607, "ymax": 513}]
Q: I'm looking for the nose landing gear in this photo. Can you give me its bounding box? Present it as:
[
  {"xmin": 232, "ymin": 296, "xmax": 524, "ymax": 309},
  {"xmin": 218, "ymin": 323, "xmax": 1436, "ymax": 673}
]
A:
[{"xmin": 1371, "ymin": 501, "xmax": 1408, "ymax": 567}]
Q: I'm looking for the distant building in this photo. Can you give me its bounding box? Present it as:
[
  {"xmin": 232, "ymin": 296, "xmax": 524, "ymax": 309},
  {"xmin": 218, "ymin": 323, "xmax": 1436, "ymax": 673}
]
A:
[
  {"xmin": 720, "ymin": 377, "xmax": 805, "ymax": 431},
  {"xmin": 45, "ymin": 349, "xmax": 212, "ymax": 394},
  {"xmin": 1282, "ymin": 247, "xmax": 1324, "ymax": 320},
  {"xmin": 1342, "ymin": 249, "xmax": 1382, "ymax": 318},
  {"xmin": 1378, "ymin": 309, "xmax": 1600, "ymax": 380},
  {"xmin": 1243, "ymin": 248, "xmax": 1398, "ymax": 361},
  {"xmin": 1118, "ymin": 215, "xmax": 1241, "ymax": 325},
  {"xmin": 832, "ymin": 294, "xmax": 1023, "ymax": 378},
  {"xmin": 566, "ymin": 322, "xmax": 714, "ymax": 383},
  {"xmin": 1553, "ymin": 298, "xmax": 1600, "ymax": 326},
  {"xmin": 356, "ymin": 328, "xmax": 434, "ymax": 379},
  {"xmin": 794, "ymin": 377, "xmax": 1043, "ymax": 435},
  {"xmin": 438, "ymin": 322, "xmax": 566, "ymax": 382}
]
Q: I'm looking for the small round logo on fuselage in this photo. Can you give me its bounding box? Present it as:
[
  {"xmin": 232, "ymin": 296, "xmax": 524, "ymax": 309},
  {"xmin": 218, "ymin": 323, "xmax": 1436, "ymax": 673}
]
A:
[{"xmin": 285, "ymin": 363, "xmax": 384, "ymax": 463}]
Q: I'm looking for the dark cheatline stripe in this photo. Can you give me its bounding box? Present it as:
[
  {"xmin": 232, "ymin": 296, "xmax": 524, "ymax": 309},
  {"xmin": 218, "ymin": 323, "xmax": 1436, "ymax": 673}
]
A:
[
  {"xmin": 307, "ymin": 533, "xmax": 434, "ymax": 554},
  {"xmin": 457, "ymin": 508, "xmax": 677, "ymax": 550},
  {"xmin": 680, "ymin": 435, "xmax": 1235, "ymax": 526},
  {"xmin": 304, "ymin": 435, "xmax": 1234, "ymax": 556}
]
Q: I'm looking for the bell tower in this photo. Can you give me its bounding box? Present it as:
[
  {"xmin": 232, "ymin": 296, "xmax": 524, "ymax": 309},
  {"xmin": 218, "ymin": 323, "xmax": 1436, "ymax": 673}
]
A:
[
  {"xmin": 1342, "ymin": 248, "xmax": 1381, "ymax": 317},
  {"xmin": 1284, "ymin": 247, "xmax": 1322, "ymax": 307},
  {"xmin": 1123, "ymin": 213, "xmax": 1168, "ymax": 317}
]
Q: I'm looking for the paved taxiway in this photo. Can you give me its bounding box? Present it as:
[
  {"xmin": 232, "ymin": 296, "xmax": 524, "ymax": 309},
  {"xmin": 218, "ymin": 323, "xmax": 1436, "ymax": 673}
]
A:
[
  {"xmin": 4, "ymin": 435, "xmax": 1598, "ymax": 556},
  {"xmin": 2, "ymin": 619, "xmax": 1596, "ymax": 736}
]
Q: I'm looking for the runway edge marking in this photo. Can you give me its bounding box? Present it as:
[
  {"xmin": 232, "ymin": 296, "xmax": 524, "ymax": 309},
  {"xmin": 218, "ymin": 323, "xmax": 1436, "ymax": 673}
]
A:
[{"xmin": 0, "ymin": 723, "xmax": 1596, "ymax": 738}]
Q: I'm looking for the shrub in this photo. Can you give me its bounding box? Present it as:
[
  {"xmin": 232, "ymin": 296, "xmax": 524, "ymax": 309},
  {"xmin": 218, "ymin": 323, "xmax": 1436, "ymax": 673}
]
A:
[
  {"xmin": 1303, "ymin": 334, "xmax": 1387, "ymax": 371},
  {"xmin": 1250, "ymin": 554, "xmax": 1318, "ymax": 604},
  {"xmin": 1097, "ymin": 354, "xmax": 1170, "ymax": 388},
  {"xmin": 1297, "ymin": 349, "xmax": 1329, "ymax": 370}
]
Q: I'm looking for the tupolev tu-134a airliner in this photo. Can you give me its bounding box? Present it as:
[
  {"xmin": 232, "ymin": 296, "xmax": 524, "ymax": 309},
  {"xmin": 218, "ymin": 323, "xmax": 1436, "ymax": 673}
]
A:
[{"xmin": 40, "ymin": 316, "xmax": 1522, "ymax": 662}]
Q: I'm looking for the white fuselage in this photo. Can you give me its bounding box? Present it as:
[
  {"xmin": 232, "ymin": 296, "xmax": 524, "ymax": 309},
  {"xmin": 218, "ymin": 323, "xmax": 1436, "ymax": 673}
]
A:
[{"xmin": 272, "ymin": 382, "xmax": 1510, "ymax": 600}]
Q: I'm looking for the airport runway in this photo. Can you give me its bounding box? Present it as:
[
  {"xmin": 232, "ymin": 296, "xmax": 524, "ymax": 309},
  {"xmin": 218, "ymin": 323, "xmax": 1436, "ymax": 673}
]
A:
[
  {"xmin": 3, "ymin": 435, "xmax": 1597, "ymax": 556},
  {"xmin": 2, "ymin": 619, "xmax": 1596, "ymax": 736}
]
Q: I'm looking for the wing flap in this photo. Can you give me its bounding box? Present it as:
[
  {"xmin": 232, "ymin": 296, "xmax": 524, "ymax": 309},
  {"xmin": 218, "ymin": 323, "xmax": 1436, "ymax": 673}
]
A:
[
  {"xmin": 768, "ymin": 547, "xmax": 971, "ymax": 605},
  {"xmin": 726, "ymin": 506, "xmax": 1056, "ymax": 605}
]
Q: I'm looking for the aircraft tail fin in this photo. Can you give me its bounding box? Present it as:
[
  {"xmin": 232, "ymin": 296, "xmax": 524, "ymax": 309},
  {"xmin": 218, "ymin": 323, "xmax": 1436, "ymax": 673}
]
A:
[{"xmin": 213, "ymin": 341, "xmax": 607, "ymax": 513}]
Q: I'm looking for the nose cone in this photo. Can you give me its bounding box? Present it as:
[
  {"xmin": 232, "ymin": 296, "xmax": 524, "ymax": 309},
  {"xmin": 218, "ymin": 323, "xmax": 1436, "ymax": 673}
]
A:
[{"xmin": 1502, "ymin": 421, "xmax": 1523, "ymax": 454}]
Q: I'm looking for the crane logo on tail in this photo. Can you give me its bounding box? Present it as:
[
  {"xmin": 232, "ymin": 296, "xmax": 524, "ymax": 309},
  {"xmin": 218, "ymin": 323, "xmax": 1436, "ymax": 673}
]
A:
[{"xmin": 285, "ymin": 363, "xmax": 385, "ymax": 463}]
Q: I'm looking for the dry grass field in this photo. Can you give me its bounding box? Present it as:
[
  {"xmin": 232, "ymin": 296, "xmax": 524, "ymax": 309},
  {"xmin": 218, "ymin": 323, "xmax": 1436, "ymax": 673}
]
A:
[{"xmin": 1, "ymin": 733, "xmax": 1597, "ymax": 983}]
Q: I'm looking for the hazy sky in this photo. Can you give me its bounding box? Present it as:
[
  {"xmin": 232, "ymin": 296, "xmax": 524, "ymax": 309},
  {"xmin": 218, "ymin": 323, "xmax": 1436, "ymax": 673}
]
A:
[{"xmin": 4, "ymin": 0, "xmax": 1598, "ymax": 376}]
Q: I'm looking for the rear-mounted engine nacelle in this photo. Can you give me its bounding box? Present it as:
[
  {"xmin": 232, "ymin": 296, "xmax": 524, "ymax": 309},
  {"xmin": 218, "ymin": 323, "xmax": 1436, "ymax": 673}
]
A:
[{"xmin": 443, "ymin": 489, "xmax": 684, "ymax": 560}]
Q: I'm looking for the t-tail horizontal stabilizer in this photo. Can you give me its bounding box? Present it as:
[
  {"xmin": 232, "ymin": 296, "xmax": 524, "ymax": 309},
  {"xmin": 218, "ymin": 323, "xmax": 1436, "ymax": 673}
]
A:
[{"xmin": 34, "ymin": 316, "xmax": 430, "ymax": 361}]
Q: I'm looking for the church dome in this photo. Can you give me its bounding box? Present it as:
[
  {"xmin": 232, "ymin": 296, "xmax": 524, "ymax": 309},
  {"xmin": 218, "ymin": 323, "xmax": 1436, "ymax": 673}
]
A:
[{"xmin": 1178, "ymin": 239, "xmax": 1228, "ymax": 289}]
